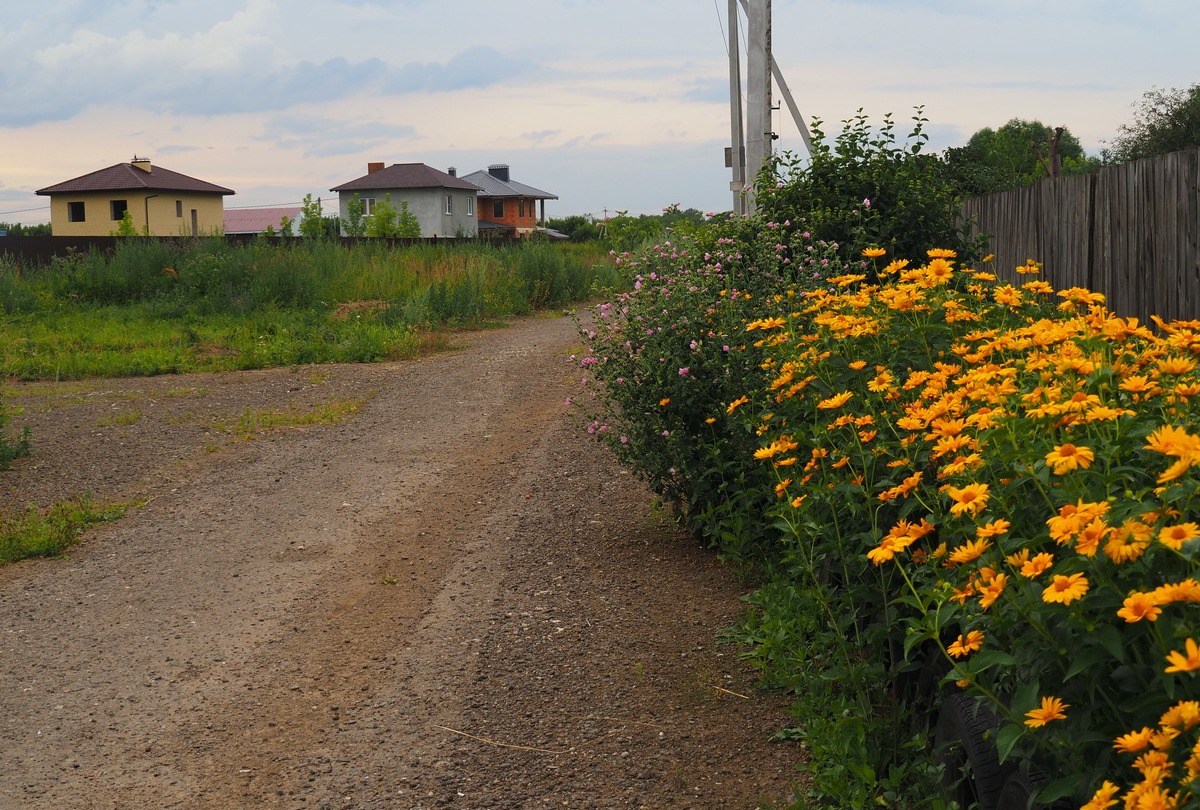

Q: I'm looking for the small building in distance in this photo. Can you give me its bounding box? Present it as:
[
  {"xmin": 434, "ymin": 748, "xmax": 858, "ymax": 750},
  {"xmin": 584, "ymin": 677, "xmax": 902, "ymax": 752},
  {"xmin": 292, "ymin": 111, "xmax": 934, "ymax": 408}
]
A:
[
  {"xmin": 36, "ymin": 157, "xmax": 234, "ymax": 236},
  {"xmin": 329, "ymin": 162, "xmax": 480, "ymax": 238},
  {"xmin": 459, "ymin": 164, "xmax": 557, "ymax": 238},
  {"xmin": 223, "ymin": 207, "xmax": 303, "ymax": 236}
]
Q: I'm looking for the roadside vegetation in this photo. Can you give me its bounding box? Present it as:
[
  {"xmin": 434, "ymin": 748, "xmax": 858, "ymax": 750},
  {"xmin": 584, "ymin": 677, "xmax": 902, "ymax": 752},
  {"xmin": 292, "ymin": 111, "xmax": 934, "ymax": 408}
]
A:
[
  {"xmin": 576, "ymin": 109, "xmax": 1200, "ymax": 809},
  {"xmin": 0, "ymin": 237, "xmax": 614, "ymax": 381},
  {"xmin": 0, "ymin": 236, "xmax": 615, "ymax": 563}
]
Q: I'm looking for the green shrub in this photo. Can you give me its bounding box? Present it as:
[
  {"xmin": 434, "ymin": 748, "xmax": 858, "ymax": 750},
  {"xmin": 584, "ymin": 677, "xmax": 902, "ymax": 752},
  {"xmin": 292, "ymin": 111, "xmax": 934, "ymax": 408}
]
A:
[{"xmin": 755, "ymin": 108, "xmax": 986, "ymax": 267}]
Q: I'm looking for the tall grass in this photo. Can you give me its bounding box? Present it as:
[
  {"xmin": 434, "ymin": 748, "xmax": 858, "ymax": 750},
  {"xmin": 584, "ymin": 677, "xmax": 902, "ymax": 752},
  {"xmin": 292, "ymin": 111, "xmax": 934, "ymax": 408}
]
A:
[{"xmin": 0, "ymin": 238, "xmax": 616, "ymax": 380}]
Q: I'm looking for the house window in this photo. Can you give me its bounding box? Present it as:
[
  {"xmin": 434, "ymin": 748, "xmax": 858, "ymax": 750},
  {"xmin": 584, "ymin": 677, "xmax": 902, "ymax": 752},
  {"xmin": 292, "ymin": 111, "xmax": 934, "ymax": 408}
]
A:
[
  {"xmin": 364, "ymin": 197, "xmax": 377, "ymax": 216},
  {"xmin": 111, "ymin": 199, "xmax": 128, "ymax": 221},
  {"xmin": 493, "ymin": 199, "xmax": 504, "ymax": 219},
  {"xmin": 466, "ymin": 196, "xmax": 474, "ymax": 217},
  {"xmin": 176, "ymin": 200, "xmax": 183, "ymax": 217},
  {"xmin": 68, "ymin": 201, "xmax": 86, "ymax": 222},
  {"xmin": 445, "ymin": 194, "xmax": 453, "ymax": 215},
  {"xmin": 519, "ymin": 199, "xmax": 525, "ymax": 218}
]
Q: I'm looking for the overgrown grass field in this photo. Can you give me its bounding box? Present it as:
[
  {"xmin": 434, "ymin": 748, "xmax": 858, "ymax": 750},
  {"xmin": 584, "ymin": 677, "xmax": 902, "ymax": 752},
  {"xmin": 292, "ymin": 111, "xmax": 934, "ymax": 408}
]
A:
[
  {"xmin": 0, "ymin": 236, "xmax": 617, "ymax": 564},
  {"xmin": 0, "ymin": 237, "xmax": 616, "ymax": 380}
]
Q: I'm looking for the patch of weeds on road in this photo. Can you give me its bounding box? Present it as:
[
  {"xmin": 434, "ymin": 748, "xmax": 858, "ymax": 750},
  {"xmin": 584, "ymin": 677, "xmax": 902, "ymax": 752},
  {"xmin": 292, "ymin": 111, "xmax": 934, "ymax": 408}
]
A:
[
  {"xmin": 0, "ymin": 498, "xmax": 127, "ymax": 564},
  {"xmin": 97, "ymin": 410, "xmax": 142, "ymax": 427},
  {"xmin": 213, "ymin": 398, "xmax": 365, "ymax": 440}
]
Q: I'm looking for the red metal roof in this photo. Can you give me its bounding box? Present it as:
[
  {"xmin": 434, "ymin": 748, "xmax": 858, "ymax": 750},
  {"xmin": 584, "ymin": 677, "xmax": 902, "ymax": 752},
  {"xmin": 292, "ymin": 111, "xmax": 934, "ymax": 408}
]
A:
[{"xmin": 223, "ymin": 207, "xmax": 303, "ymax": 234}]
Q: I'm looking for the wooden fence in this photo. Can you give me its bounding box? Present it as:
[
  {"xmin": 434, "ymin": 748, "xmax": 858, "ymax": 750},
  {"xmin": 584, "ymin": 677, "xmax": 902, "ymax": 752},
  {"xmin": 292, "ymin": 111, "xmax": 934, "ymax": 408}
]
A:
[{"xmin": 961, "ymin": 147, "xmax": 1200, "ymax": 324}]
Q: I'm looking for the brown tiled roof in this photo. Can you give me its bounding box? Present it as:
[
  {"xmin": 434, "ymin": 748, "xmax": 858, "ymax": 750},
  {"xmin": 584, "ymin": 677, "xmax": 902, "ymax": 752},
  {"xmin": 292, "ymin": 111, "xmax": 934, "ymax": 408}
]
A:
[
  {"xmin": 36, "ymin": 163, "xmax": 235, "ymax": 196},
  {"xmin": 330, "ymin": 163, "xmax": 482, "ymax": 193}
]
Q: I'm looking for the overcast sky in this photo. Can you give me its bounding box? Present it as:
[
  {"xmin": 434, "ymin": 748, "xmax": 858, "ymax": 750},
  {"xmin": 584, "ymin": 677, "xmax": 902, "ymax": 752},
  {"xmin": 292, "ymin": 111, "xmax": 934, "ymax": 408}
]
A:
[{"xmin": 1, "ymin": 0, "xmax": 1196, "ymax": 226}]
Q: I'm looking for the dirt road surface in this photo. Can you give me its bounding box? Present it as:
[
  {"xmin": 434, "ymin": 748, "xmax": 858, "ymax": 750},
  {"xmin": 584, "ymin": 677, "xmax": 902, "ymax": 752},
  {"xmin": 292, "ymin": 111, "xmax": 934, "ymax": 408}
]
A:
[{"xmin": 0, "ymin": 313, "xmax": 801, "ymax": 809}]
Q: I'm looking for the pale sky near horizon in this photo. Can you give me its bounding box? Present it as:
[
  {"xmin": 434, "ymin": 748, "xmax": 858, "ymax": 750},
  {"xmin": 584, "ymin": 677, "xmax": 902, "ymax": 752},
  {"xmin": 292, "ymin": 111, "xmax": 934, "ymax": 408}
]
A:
[{"xmin": 1, "ymin": 0, "xmax": 1196, "ymax": 227}]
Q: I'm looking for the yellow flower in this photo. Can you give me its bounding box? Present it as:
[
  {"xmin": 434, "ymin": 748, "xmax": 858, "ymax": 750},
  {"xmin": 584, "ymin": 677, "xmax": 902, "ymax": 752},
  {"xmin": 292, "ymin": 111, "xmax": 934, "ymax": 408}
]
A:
[
  {"xmin": 817, "ymin": 391, "xmax": 854, "ymax": 410},
  {"xmin": 1042, "ymin": 572, "xmax": 1089, "ymax": 604},
  {"xmin": 1117, "ymin": 592, "xmax": 1163, "ymax": 623},
  {"xmin": 1158, "ymin": 523, "xmax": 1200, "ymax": 550},
  {"xmin": 659, "ymin": 397, "xmax": 671, "ymax": 406},
  {"xmin": 1079, "ymin": 781, "xmax": 1119, "ymax": 810},
  {"xmin": 861, "ymin": 247, "xmax": 887, "ymax": 258},
  {"xmin": 927, "ymin": 248, "xmax": 957, "ymax": 259},
  {"xmin": 975, "ymin": 520, "xmax": 1010, "ymax": 539},
  {"xmin": 947, "ymin": 630, "xmax": 985, "ymax": 658},
  {"xmin": 704, "ymin": 417, "xmax": 717, "ymax": 425},
  {"xmin": 753, "ymin": 436, "xmax": 799, "ymax": 460},
  {"xmin": 1157, "ymin": 356, "xmax": 1197, "ymax": 375},
  {"xmin": 1161, "ymin": 700, "xmax": 1200, "ymax": 730},
  {"xmin": 1153, "ymin": 579, "xmax": 1200, "ymax": 604},
  {"xmin": 1019, "ymin": 552, "xmax": 1055, "ymax": 579},
  {"xmin": 1114, "ymin": 727, "xmax": 1155, "ymax": 754},
  {"xmin": 1045, "ymin": 442, "xmax": 1095, "ymax": 475},
  {"xmin": 1165, "ymin": 638, "xmax": 1200, "ymax": 673},
  {"xmin": 1145, "ymin": 424, "xmax": 1200, "ymax": 457},
  {"xmin": 726, "ymin": 395, "xmax": 750, "ymax": 415},
  {"xmin": 978, "ymin": 573, "xmax": 1007, "ymax": 610},
  {"xmin": 945, "ymin": 482, "xmax": 990, "ymax": 517},
  {"xmin": 948, "ymin": 538, "xmax": 991, "ymax": 565},
  {"xmin": 1024, "ymin": 695, "xmax": 1069, "ymax": 728}
]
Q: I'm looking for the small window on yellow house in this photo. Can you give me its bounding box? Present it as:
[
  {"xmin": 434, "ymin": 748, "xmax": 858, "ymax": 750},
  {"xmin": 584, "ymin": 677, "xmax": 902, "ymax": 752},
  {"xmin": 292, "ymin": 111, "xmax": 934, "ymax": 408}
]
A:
[
  {"xmin": 176, "ymin": 200, "xmax": 183, "ymax": 217},
  {"xmin": 111, "ymin": 200, "xmax": 128, "ymax": 221},
  {"xmin": 68, "ymin": 201, "xmax": 85, "ymax": 222}
]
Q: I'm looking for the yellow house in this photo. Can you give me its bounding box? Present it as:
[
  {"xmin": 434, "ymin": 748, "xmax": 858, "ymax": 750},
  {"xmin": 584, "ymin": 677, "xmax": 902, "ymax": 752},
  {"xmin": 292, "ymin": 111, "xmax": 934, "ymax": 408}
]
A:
[{"xmin": 36, "ymin": 157, "xmax": 235, "ymax": 236}]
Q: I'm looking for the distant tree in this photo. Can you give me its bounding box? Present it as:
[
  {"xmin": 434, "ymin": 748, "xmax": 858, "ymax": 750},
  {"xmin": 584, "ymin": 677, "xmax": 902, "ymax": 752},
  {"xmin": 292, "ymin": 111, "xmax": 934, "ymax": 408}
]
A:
[
  {"xmin": 1104, "ymin": 84, "xmax": 1200, "ymax": 163},
  {"xmin": 298, "ymin": 194, "xmax": 327, "ymax": 238},
  {"xmin": 396, "ymin": 200, "xmax": 421, "ymax": 238},
  {"xmin": 342, "ymin": 194, "xmax": 366, "ymax": 237},
  {"xmin": 0, "ymin": 221, "xmax": 51, "ymax": 236},
  {"xmin": 943, "ymin": 118, "xmax": 1095, "ymax": 195},
  {"xmin": 546, "ymin": 215, "xmax": 602, "ymax": 241},
  {"xmin": 279, "ymin": 215, "xmax": 295, "ymax": 238},
  {"xmin": 365, "ymin": 194, "xmax": 400, "ymax": 237}
]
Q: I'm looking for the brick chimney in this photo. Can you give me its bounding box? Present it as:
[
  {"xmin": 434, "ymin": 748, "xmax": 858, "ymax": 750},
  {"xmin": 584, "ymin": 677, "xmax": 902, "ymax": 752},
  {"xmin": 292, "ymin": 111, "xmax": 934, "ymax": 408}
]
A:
[
  {"xmin": 487, "ymin": 164, "xmax": 510, "ymax": 182},
  {"xmin": 367, "ymin": 162, "xmax": 385, "ymax": 174},
  {"xmin": 131, "ymin": 155, "xmax": 152, "ymax": 172}
]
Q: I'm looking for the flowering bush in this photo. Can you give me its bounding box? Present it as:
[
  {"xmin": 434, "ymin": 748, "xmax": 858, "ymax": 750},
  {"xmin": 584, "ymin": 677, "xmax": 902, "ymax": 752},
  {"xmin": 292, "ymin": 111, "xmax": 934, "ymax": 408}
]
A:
[
  {"xmin": 575, "ymin": 213, "xmax": 855, "ymax": 559},
  {"xmin": 741, "ymin": 250, "xmax": 1200, "ymax": 807}
]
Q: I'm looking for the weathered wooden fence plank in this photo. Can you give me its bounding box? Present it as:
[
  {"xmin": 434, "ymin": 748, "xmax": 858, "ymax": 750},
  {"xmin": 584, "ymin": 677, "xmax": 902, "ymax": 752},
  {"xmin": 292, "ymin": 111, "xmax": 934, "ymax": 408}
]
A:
[{"xmin": 963, "ymin": 146, "xmax": 1200, "ymax": 324}]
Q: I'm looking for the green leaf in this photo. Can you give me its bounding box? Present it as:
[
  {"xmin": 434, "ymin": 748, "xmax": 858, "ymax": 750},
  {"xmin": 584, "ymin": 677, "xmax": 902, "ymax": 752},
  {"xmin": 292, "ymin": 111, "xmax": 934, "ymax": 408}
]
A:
[
  {"xmin": 970, "ymin": 649, "xmax": 1018, "ymax": 671},
  {"xmin": 1036, "ymin": 776, "xmax": 1081, "ymax": 804},
  {"xmin": 1011, "ymin": 679, "xmax": 1041, "ymax": 716},
  {"xmin": 995, "ymin": 722, "xmax": 1024, "ymax": 763}
]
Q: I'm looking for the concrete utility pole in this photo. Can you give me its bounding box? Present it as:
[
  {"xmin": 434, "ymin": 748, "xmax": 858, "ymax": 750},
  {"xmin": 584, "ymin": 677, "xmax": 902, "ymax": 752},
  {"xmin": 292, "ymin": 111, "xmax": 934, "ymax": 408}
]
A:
[
  {"xmin": 743, "ymin": 0, "xmax": 772, "ymax": 213},
  {"xmin": 727, "ymin": 0, "xmax": 745, "ymax": 214},
  {"xmin": 728, "ymin": 1, "xmax": 812, "ymax": 214}
]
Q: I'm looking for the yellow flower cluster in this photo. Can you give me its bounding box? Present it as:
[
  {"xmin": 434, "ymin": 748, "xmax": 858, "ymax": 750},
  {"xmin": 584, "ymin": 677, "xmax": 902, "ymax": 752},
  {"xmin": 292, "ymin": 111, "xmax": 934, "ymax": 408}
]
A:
[{"xmin": 744, "ymin": 251, "xmax": 1200, "ymax": 803}]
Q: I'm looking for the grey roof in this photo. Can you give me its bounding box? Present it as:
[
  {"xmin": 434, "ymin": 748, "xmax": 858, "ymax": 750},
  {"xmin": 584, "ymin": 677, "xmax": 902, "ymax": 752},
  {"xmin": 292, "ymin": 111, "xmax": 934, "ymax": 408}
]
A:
[
  {"xmin": 36, "ymin": 162, "xmax": 234, "ymax": 196},
  {"xmin": 460, "ymin": 169, "xmax": 558, "ymax": 200},
  {"xmin": 330, "ymin": 163, "xmax": 482, "ymax": 193}
]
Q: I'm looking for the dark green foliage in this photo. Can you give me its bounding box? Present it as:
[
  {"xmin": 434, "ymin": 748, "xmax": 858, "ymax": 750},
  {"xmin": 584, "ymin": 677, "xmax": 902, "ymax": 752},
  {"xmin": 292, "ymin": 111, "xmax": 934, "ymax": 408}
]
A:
[
  {"xmin": 1105, "ymin": 84, "xmax": 1200, "ymax": 163},
  {"xmin": 755, "ymin": 108, "xmax": 985, "ymax": 265},
  {"xmin": 943, "ymin": 118, "xmax": 1097, "ymax": 195},
  {"xmin": 0, "ymin": 221, "xmax": 51, "ymax": 236},
  {"xmin": 545, "ymin": 214, "xmax": 603, "ymax": 241}
]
